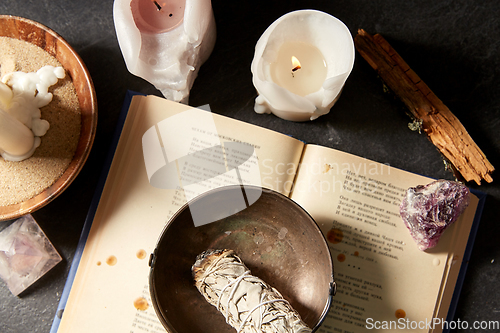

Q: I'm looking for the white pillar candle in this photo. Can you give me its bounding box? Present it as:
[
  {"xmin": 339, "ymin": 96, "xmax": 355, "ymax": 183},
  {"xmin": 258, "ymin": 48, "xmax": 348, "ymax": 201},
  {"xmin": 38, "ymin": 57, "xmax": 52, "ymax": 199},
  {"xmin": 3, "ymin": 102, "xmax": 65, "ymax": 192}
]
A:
[
  {"xmin": 0, "ymin": 81, "xmax": 35, "ymax": 161},
  {"xmin": 0, "ymin": 107, "xmax": 35, "ymax": 161},
  {"xmin": 270, "ymin": 41, "xmax": 327, "ymax": 97},
  {"xmin": 114, "ymin": 0, "xmax": 216, "ymax": 103},
  {"xmin": 251, "ymin": 10, "xmax": 355, "ymax": 121},
  {"xmin": 0, "ymin": 66, "xmax": 64, "ymax": 161}
]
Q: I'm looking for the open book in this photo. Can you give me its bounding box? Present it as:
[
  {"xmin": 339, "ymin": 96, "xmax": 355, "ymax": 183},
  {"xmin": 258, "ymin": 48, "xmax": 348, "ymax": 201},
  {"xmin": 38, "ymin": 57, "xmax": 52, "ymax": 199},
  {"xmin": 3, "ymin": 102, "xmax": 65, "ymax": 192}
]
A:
[{"xmin": 52, "ymin": 92, "xmax": 484, "ymax": 333}]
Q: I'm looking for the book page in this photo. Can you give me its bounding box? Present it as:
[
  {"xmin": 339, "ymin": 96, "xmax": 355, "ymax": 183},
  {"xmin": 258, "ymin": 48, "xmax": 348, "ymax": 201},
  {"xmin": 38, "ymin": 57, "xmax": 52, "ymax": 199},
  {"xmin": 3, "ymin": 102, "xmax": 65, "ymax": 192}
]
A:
[
  {"xmin": 290, "ymin": 144, "xmax": 478, "ymax": 333},
  {"xmin": 57, "ymin": 95, "xmax": 304, "ymax": 333}
]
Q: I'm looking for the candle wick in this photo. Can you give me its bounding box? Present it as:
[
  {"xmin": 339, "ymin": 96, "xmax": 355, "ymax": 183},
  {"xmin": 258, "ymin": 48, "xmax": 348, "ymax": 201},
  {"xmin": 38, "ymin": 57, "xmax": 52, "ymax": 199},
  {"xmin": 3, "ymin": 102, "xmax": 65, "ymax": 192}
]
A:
[
  {"xmin": 291, "ymin": 65, "xmax": 301, "ymax": 77},
  {"xmin": 153, "ymin": 0, "xmax": 162, "ymax": 10}
]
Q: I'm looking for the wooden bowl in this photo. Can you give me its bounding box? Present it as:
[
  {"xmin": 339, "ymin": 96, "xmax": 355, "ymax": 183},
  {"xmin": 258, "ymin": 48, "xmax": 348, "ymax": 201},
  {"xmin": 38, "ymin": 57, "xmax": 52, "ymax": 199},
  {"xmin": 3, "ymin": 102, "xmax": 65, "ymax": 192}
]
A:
[
  {"xmin": 149, "ymin": 185, "xmax": 334, "ymax": 333},
  {"xmin": 0, "ymin": 15, "xmax": 97, "ymax": 221}
]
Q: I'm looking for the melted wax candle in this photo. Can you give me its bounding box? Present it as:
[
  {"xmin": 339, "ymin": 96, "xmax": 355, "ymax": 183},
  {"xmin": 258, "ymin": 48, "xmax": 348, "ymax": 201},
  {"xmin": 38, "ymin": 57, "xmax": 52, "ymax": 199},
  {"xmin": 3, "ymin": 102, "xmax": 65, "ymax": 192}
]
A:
[
  {"xmin": 251, "ymin": 10, "xmax": 354, "ymax": 121},
  {"xmin": 0, "ymin": 66, "xmax": 65, "ymax": 161},
  {"xmin": 270, "ymin": 41, "xmax": 327, "ymax": 97},
  {"xmin": 130, "ymin": 0, "xmax": 185, "ymax": 33},
  {"xmin": 114, "ymin": 0, "xmax": 216, "ymax": 103},
  {"xmin": 0, "ymin": 106, "xmax": 35, "ymax": 159}
]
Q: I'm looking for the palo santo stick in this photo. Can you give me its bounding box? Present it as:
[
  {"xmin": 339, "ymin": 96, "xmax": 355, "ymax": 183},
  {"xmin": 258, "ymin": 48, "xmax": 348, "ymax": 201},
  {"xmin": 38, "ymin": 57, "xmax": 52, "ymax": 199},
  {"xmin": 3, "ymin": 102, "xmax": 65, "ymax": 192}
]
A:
[
  {"xmin": 192, "ymin": 249, "xmax": 311, "ymax": 333},
  {"xmin": 354, "ymin": 29, "xmax": 494, "ymax": 185}
]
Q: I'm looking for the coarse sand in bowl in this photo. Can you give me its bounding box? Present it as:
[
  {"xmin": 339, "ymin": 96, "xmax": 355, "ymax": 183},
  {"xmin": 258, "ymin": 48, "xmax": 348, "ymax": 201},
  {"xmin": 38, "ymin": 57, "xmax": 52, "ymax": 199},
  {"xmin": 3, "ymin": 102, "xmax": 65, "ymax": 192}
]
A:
[{"xmin": 0, "ymin": 36, "xmax": 81, "ymax": 206}]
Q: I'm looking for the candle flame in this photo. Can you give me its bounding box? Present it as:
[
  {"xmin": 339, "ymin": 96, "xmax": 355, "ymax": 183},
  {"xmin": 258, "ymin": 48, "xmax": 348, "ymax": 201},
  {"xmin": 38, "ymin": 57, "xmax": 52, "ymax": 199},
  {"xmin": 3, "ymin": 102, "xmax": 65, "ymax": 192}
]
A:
[{"xmin": 291, "ymin": 56, "xmax": 301, "ymax": 72}]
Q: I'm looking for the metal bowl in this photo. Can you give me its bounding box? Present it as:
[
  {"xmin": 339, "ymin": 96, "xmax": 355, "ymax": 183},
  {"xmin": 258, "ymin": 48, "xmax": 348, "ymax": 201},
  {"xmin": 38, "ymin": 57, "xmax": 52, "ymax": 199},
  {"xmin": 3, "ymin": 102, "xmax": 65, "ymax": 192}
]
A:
[
  {"xmin": 0, "ymin": 15, "xmax": 97, "ymax": 221},
  {"xmin": 149, "ymin": 185, "xmax": 334, "ymax": 333}
]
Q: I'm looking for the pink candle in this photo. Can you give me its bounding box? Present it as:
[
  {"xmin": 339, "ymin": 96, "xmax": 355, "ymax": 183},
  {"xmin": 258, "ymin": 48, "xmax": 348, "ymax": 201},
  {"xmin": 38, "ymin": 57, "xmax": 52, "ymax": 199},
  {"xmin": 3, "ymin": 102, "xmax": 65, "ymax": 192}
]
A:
[{"xmin": 130, "ymin": 0, "xmax": 186, "ymax": 34}]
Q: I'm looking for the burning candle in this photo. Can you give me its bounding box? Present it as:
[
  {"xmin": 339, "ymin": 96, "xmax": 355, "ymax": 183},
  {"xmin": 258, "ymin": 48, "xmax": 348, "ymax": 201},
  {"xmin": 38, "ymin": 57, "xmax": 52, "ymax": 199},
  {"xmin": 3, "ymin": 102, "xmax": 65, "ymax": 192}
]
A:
[
  {"xmin": 251, "ymin": 10, "xmax": 354, "ymax": 121},
  {"xmin": 270, "ymin": 41, "xmax": 327, "ymax": 97},
  {"xmin": 114, "ymin": 0, "xmax": 216, "ymax": 103}
]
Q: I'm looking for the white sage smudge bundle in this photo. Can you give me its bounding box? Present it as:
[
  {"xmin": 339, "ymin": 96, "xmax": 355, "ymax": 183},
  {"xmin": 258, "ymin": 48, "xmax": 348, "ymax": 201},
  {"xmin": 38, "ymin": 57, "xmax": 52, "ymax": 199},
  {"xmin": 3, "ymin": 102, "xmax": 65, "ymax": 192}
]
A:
[{"xmin": 192, "ymin": 249, "xmax": 312, "ymax": 333}]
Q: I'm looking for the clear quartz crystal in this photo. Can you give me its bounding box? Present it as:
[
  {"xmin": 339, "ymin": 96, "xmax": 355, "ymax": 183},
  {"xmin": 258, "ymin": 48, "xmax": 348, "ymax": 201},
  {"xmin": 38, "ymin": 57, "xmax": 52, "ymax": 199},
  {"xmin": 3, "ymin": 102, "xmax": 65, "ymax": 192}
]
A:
[
  {"xmin": 399, "ymin": 179, "xmax": 470, "ymax": 251},
  {"xmin": 0, "ymin": 214, "xmax": 62, "ymax": 295}
]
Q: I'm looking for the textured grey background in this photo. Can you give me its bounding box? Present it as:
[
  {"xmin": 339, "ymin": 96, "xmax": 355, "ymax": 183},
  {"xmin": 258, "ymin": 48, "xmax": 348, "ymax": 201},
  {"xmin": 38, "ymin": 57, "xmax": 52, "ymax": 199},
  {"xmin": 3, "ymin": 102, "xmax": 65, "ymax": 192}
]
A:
[{"xmin": 0, "ymin": 1, "xmax": 499, "ymax": 332}]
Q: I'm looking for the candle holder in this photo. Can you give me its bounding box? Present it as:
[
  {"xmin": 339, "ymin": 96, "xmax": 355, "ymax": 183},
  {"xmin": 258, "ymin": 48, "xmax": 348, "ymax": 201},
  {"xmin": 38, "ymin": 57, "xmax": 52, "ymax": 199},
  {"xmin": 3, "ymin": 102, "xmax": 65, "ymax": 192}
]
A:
[
  {"xmin": 251, "ymin": 10, "xmax": 354, "ymax": 122},
  {"xmin": 114, "ymin": 0, "xmax": 216, "ymax": 104},
  {"xmin": 0, "ymin": 16, "xmax": 97, "ymax": 221}
]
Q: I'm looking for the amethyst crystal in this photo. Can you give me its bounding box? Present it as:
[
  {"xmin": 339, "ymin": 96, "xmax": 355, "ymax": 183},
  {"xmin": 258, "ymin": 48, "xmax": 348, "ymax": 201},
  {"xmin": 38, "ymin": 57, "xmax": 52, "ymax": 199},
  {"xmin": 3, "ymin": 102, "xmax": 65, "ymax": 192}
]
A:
[{"xmin": 399, "ymin": 179, "xmax": 470, "ymax": 251}]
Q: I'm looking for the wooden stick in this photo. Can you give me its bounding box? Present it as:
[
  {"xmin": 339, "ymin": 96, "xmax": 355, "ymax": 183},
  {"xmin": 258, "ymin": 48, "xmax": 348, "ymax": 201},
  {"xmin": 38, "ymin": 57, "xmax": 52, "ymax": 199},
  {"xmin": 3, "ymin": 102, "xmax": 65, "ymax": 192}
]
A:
[{"xmin": 354, "ymin": 29, "xmax": 494, "ymax": 185}]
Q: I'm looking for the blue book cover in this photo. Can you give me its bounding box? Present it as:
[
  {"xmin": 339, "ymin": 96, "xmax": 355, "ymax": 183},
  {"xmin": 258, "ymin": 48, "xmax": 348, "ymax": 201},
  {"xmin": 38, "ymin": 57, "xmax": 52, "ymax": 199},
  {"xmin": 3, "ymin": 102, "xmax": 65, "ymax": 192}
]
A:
[{"xmin": 50, "ymin": 90, "xmax": 143, "ymax": 333}]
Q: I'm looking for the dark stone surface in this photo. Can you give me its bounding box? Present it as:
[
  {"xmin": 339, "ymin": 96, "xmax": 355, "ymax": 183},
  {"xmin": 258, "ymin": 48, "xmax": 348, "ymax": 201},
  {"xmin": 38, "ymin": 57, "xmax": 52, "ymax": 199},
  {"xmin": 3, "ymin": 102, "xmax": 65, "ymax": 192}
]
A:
[{"xmin": 0, "ymin": 1, "xmax": 498, "ymax": 332}]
